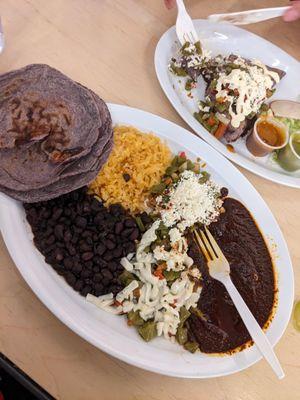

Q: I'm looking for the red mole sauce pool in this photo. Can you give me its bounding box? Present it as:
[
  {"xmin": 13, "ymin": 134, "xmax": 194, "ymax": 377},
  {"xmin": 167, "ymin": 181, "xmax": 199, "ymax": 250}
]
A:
[{"xmin": 187, "ymin": 198, "xmax": 275, "ymax": 353}]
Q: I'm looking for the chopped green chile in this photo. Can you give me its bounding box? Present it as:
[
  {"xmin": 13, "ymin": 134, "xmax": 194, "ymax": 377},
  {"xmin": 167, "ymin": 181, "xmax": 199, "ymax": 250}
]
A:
[
  {"xmin": 179, "ymin": 306, "xmax": 191, "ymax": 324},
  {"xmin": 199, "ymin": 171, "xmax": 210, "ymax": 184},
  {"xmin": 119, "ymin": 270, "xmax": 135, "ymax": 287},
  {"xmin": 194, "ymin": 41, "xmax": 202, "ymax": 55},
  {"xmin": 163, "ymin": 270, "xmax": 181, "ymax": 282},
  {"xmin": 151, "ymin": 182, "xmax": 167, "ymax": 194},
  {"xmin": 184, "ymin": 341, "xmax": 199, "ymax": 353},
  {"xmin": 178, "ymin": 161, "xmax": 188, "ymax": 172},
  {"xmin": 169, "ymin": 63, "xmax": 187, "ymax": 77},
  {"xmin": 135, "ymin": 216, "xmax": 145, "ymax": 232},
  {"xmin": 176, "ymin": 326, "xmax": 188, "ymax": 345},
  {"xmin": 127, "ymin": 310, "xmax": 144, "ymax": 327},
  {"xmin": 185, "ymin": 79, "xmax": 194, "ymax": 91},
  {"xmin": 138, "ymin": 321, "xmax": 157, "ymax": 342}
]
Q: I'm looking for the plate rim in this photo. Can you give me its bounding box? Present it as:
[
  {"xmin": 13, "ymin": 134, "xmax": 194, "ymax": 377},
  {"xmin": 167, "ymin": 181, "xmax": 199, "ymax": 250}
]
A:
[
  {"xmin": 154, "ymin": 19, "xmax": 300, "ymax": 188},
  {"xmin": 0, "ymin": 103, "xmax": 294, "ymax": 378}
]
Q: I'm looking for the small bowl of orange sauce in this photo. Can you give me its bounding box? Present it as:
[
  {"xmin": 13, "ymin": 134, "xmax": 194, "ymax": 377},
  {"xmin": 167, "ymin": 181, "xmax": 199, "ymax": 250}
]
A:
[{"xmin": 246, "ymin": 117, "xmax": 288, "ymax": 157}]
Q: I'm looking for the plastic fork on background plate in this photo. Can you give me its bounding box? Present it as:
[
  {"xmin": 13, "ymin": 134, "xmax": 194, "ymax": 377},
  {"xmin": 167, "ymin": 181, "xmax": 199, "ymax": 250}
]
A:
[
  {"xmin": 194, "ymin": 226, "xmax": 285, "ymax": 380},
  {"xmin": 207, "ymin": 6, "xmax": 290, "ymax": 25},
  {"xmin": 175, "ymin": 0, "xmax": 199, "ymax": 45},
  {"xmin": 0, "ymin": 17, "xmax": 4, "ymax": 53}
]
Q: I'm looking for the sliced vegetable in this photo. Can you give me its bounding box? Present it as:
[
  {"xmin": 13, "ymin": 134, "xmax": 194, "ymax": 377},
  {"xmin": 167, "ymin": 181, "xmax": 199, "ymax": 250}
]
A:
[
  {"xmin": 185, "ymin": 79, "xmax": 194, "ymax": 91},
  {"xmin": 198, "ymin": 171, "xmax": 210, "ymax": 184},
  {"xmin": 184, "ymin": 341, "xmax": 199, "ymax": 353},
  {"xmin": 214, "ymin": 122, "xmax": 228, "ymax": 139},
  {"xmin": 179, "ymin": 306, "xmax": 191, "ymax": 324},
  {"xmin": 135, "ymin": 216, "xmax": 145, "ymax": 232},
  {"xmin": 119, "ymin": 270, "xmax": 135, "ymax": 286},
  {"xmin": 138, "ymin": 321, "xmax": 157, "ymax": 341},
  {"xmin": 127, "ymin": 310, "xmax": 144, "ymax": 327},
  {"xmin": 169, "ymin": 63, "xmax": 187, "ymax": 77},
  {"xmin": 207, "ymin": 115, "xmax": 218, "ymax": 127},
  {"xmin": 194, "ymin": 41, "xmax": 202, "ymax": 55},
  {"xmin": 270, "ymin": 100, "xmax": 300, "ymax": 120},
  {"xmin": 163, "ymin": 270, "xmax": 181, "ymax": 282},
  {"xmin": 151, "ymin": 182, "xmax": 167, "ymax": 194},
  {"xmin": 215, "ymin": 112, "xmax": 230, "ymax": 126},
  {"xmin": 154, "ymin": 263, "xmax": 167, "ymax": 280},
  {"xmin": 176, "ymin": 326, "xmax": 188, "ymax": 345}
]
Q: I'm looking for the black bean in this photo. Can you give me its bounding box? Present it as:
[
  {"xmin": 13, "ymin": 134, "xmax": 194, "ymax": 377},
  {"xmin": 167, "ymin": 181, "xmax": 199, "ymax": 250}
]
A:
[
  {"xmin": 81, "ymin": 269, "xmax": 92, "ymax": 278},
  {"xmin": 75, "ymin": 216, "xmax": 87, "ymax": 229},
  {"xmin": 130, "ymin": 228, "xmax": 139, "ymax": 241},
  {"xmin": 86, "ymin": 237, "xmax": 93, "ymax": 246},
  {"xmin": 124, "ymin": 219, "xmax": 136, "ymax": 228},
  {"xmin": 93, "ymin": 266, "xmax": 100, "ymax": 273},
  {"xmin": 102, "ymin": 277, "xmax": 110, "ymax": 287},
  {"xmin": 72, "ymin": 263, "xmax": 82, "ymax": 275},
  {"xmin": 103, "ymin": 251, "xmax": 114, "ymax": 262},
  {"xmin": 114, "ymin": 221, "xmax": 123, "ymax": 235},
  {"xmin": 63, "ymin": 257, "xmax": 74, "ymax": 270},
  {"xmin": 82, "ymin": 201, "xmax": 91, "ymax": 213},
  {"xmin": 67, "ymin": 244, "xmax": 76, "ymax": 256},
  {"xmin": 54, "ymin": 265, "xmax": 65, "ymax": 275},
  {"xmin": 112, "ymin": 246, "xmax": 123, "ymax": 258},
  {"xmin": 54, "ymin": 248, "xmax": 64, "ymax": 262},
  {"xmin": 102, "ymin": 269, "xmax": 113, "ymax": 280},
  {"xmin": 140, "ymin": 212, "xmax": 152, "ymax": 225},
  {"xmin": 64, "ymin": 230, "xmax": 72, "ymax": 242},
  {"xmin": 94, "ymin": 215, "xmax": 104, "ymax": 225},
  {"xmin": 80, "ymin": 242, "xmax": 92, "ymax": 252},
  {"xmin": 81, "ymin": 252, "xmax": 93, "ymax": 261},
  {"xmin": 93, "ymin": 273, "xmax": 102, "ymax": 283},
  {"xmin": 71, "ymin": 234, "xmax": 79, "ymax": 244},
  {"xmin": 95, "ymin": 243, "xmax": 106, "ymax": 256},
  {"xmin": 52, "ymin": 208, "xmax": 63, "ymax": 220},
  {"xmin": 82, "ymin": 230, "xmax": 92, "ymax": 238},
  {"xmin": 65, "ymin": 272, "xmax": 76, "ymax": 286},
  {"xmin": 91, "ymin": 198, "xmax": 102, "ymax": 212},
  {"xmin": 121, "ymin": 228, "xmax": 134, "ymax": 238},
  {"xmin": 123, "ymin": 241, "xmax": 136, "ymax": 254},
  {"xmin": 44, "ymin": 227, "xmax": 54, "ymax": 237},
  {"xmin": 46, "ymin": 235, "xmax": 55, "ymax": 245},
  {"xmin": 105, "ymin": 239, "xmax": 116, "ymax": 250},
  {"xmin": 107, "ymin": 261, "xmax": 118, "ymax": 272},
  {"xmin": 85, "ymin": 261, "xmax": 93, "ymax": 270},
  {"xmin": 81, "ymin": 285, "xmax": 92, "ymax": 296},
  {"xmin": 74, "ymin": 280, "xmax": 84, "ymax": 291},
  {"xmin": 54, "ymin": 224, "xmax": 64, "ymax": 239},
  {"xmin": 94, "ymin": 284, "xmax": 104, "ymax": 296}
]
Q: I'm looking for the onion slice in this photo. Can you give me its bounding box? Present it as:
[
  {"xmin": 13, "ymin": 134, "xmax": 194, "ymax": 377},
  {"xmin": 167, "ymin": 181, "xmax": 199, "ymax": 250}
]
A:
[
  {"xmin": 215, "ymin": 112, "xmax": 230, "ymax": 126},
  {"xmin": 270, "ymin": 100, "xmax": 300, "ymax": 120}
]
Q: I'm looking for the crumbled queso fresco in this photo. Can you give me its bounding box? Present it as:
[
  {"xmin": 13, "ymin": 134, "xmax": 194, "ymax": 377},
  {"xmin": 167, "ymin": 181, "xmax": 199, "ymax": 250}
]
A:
[
  {"xmin": 87, "ymin": 168, "xmax": 223, "ymax": 343},
  {"xmin": 156, "ymin": 170, "xmax": 222, "ymax": 231}
]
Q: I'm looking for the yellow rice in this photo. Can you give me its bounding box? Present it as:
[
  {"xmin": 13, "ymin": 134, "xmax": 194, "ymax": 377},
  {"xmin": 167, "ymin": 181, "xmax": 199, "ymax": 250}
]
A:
[{"xmin": 89, "ymin": 125, "xmax": 172, "ymax": 213}]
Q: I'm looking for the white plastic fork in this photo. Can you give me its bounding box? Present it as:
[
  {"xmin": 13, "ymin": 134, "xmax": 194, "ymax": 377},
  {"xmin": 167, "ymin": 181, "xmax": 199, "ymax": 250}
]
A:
[
  {"xmin": 194, "ymin": 226, "xmax": 285, "ymax": 380},
  {"xmin": 208, "ymin": 6, "xmax": 290, "ymax": 25},
  {"xmin": 175, "ymin": 0, "xmax": 199, "ymax": 45},
  {"xmin": 0, "ymin": 17, "xmax": 4, "ymax": 53}
]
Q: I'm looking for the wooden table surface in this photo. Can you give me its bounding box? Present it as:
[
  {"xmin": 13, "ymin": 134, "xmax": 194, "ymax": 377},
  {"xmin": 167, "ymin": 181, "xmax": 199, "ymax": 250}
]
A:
[{"xmin": 0, "ymin": 0, "xmax": 299, "ymax": 399}]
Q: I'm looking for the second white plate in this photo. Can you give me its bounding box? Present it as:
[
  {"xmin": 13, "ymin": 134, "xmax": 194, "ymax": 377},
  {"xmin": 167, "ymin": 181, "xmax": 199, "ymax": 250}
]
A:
[{"xmin": 155, "ymin": 19, "xmax": 300, "ymax": 188}]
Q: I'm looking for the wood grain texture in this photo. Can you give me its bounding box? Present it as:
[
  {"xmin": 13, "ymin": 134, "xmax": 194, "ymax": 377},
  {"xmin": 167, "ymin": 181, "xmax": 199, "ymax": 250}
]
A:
[{"xmin": 0, "ymin": 0, "xmax": 299, "ymax": 399}]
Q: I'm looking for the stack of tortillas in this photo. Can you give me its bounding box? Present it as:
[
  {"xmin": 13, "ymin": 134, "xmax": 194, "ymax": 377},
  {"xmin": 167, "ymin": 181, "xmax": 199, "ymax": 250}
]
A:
[{"xmin": 0, "ymin": 64, "xmax": 113, "ymax": 202}]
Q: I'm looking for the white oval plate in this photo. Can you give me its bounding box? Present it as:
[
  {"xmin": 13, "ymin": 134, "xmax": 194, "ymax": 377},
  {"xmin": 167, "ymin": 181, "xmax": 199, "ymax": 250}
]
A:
[
  {"xmin": 0, "ymin": 104, "xmax": 294, "ymax": 378},
  {"xmin": 155, "ymin": 20, "xmax": 300, "ymax": 188}
]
